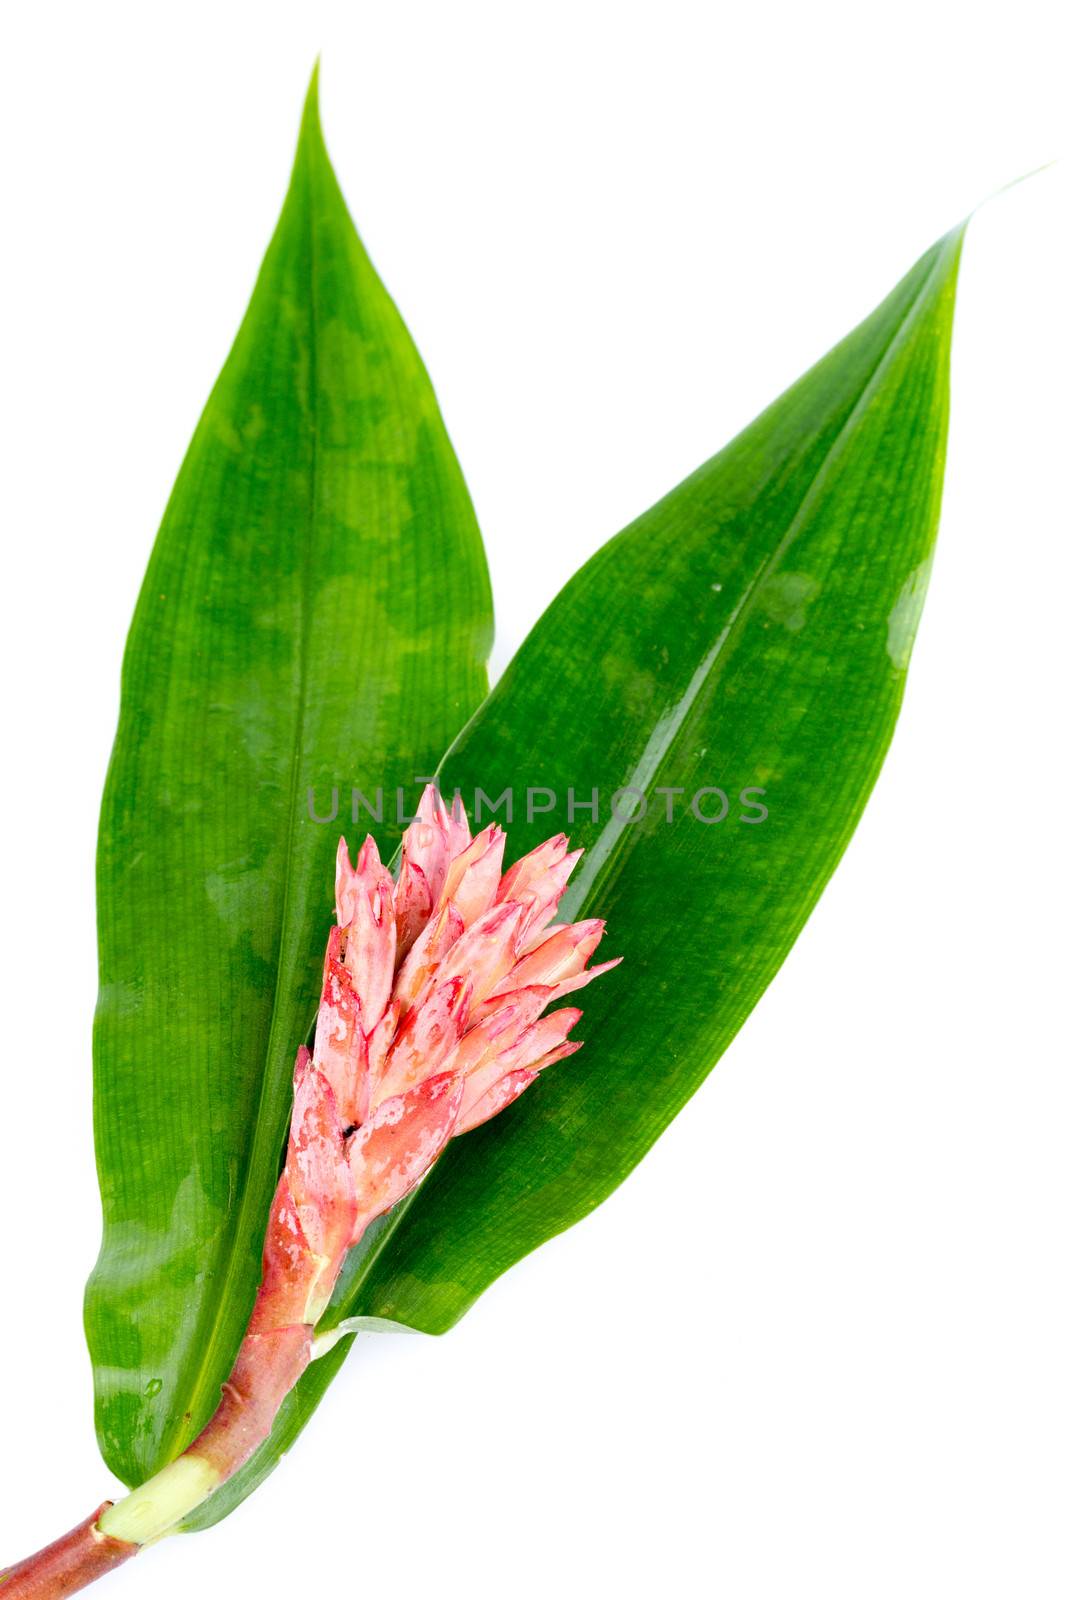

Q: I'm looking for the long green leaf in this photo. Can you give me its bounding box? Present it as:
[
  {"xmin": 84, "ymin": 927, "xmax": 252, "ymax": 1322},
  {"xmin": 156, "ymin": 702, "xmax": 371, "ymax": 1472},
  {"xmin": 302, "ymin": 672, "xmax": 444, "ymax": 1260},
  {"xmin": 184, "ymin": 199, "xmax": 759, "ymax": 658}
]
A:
[
  {"xmin": 85, "ymin": 69, "xmax": 492, "ymax": 1487},
  {"xmin": 192, "ymin": 220, "xmax": 965, "ymax": 1525}
]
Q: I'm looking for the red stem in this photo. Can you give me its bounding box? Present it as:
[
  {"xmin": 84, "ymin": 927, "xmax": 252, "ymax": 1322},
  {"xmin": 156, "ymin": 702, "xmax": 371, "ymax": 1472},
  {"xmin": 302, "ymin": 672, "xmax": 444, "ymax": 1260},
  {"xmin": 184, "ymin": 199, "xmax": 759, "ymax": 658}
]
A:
[
  {"xmin": 0, "ymin": 1505, "xmax": 137, "ymax": 1598},
  {"xmin": 1, "ymin": 1326, "xmax": 313, "ymax": 1598}
]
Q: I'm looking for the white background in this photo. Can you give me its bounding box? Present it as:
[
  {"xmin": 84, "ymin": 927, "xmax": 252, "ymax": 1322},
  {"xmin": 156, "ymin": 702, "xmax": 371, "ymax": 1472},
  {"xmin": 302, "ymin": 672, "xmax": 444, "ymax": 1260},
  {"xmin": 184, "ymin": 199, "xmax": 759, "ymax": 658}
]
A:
[{"xmin": 1, "ymin": 3, "xmax": 1064, "ymax": 1597}]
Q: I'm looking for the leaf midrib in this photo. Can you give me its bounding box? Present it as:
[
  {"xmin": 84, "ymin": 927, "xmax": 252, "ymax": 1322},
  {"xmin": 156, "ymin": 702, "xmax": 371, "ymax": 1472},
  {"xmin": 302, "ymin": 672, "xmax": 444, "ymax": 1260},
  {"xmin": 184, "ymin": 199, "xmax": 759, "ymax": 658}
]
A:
[{"xmin": 173, "ymin": 151, "xmax": 322, "ymax": 1459}]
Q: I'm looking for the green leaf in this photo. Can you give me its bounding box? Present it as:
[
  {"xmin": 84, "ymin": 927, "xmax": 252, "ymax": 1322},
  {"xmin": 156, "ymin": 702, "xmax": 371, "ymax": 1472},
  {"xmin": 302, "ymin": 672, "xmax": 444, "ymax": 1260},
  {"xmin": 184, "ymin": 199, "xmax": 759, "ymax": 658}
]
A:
[
  {"xmin": 342, "ymin": 221, "xmax": 968, "ymax": 1323},
  {"xmin": 85, "ymin": 67, "xmax": 492, "ymax": 1488},
  {"xmin": 193, "ymin": 220, "xmax": 966, "ymax": 1525}
]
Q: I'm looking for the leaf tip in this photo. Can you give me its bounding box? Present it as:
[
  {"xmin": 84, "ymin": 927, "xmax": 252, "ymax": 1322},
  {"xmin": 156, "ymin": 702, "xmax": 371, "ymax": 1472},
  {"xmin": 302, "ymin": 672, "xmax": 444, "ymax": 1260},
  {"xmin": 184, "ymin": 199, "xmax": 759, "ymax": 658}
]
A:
[{"xmin": 301, "ymin": 57, "xmax": 323, "ymax": 140}]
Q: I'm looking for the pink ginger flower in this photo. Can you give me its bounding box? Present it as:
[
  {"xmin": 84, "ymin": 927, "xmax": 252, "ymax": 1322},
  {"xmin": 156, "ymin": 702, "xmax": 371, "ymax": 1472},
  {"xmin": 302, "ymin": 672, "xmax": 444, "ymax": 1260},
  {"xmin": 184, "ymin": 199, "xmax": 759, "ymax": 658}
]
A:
[
  {"xmin": 192, "ymin": 786, "xmax": 618, "ymax": 1483},
  {"xmin": 0, "ymin": 791, "xmax": 620, "ymax": 1584}
]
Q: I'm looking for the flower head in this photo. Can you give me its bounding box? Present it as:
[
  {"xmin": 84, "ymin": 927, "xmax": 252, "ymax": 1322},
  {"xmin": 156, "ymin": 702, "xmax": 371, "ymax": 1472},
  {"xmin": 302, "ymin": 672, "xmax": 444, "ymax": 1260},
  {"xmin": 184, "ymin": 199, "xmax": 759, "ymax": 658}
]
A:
[
  {"xmin": 9, "ymin": 794, "xmax": 621, "ymax": 1555},
  {"xmin": 255, "ymin": 786, "xmax": 619, "ymax": 1335}
]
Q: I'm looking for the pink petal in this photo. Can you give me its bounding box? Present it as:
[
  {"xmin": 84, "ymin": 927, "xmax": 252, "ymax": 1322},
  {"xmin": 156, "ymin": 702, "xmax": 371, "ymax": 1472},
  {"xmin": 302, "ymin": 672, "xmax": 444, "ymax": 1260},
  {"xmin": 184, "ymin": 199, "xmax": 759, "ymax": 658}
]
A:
[
  {"xmin": 456, "ymin": 1010, "xmax": 582, "ymax": 1121},
  {"xmin": 497, "ymin": 919, "xmax": 606, "ymax": 993},
  {"xmin": 399, "ymin": 786, "xmax": 472, "ymax": 905},
  {"xmin": 455, "ymin": 1068, "xmax": 538, "ymax": 1136},
  {"xmin": 414, "ymin": 782, "xmax": 442, "ymax": 825},
  {"xmin": 551, "ymin": 955, "xmax": 624, "ymax": 998},
  {"xmin": 438, "ymin": 825, "xmax": 506, "ymax": 927},
  {"xmin": 515, "ymin": 851, "xmax": 583, "ymax": 949},
  {"xmin": 393, "ymin": 899, "xmax": 465, "ymax": 1013},
  {"xmin": 249, "ymin": 1171, "xmax": 319, "ymax": 1333},
  {"xmin": 495, "ymin": 1008, "xmax": 583, "ymax": 1074},
  {"xmin": 449, "ymin": 984, "xmax": 556, "ymax": 1077},
  {"xmin": 454, "ymin": 1041, "xmax": 582, "ymax": 1135},
  {"xmin": 286, "ymin": 1053, "xmax": 357, "ymax": 1300},
  {"xmin": 348, "ymin": 1072, "xmax": 464, "ymax": 1239},
  {"xmin": 365, "ymin": 999, "xmax": 399, "ymax": 1112},
  {"xmin": 401, "ymin": 810, "xmax": 449, "ymax": 904},
  {"xmin": 342, "ymin": 836, "xmax": 397, "ymax": 1030},
  {"xmin": 433, "ymin": 899, "xmax": 527, "ymax": 1007},
  {"xmin": 496, "ymin": 833, "xmax": 570, "ymax": 903},
  {"xmin": 394, "ymin": 857, "xmax": 433, "ymax": 960},
  {"xmin": 335, "ymin": 837, "xmax": 359, "ymax": 927},
  {"xmin": 531, "ymin": 1039, "xmax": 583, "ymax": 1073},
  {"xmin": 313, "ymin": 926, "xmax": 368, "ymax": 1127},
  {"xmin": 498, "ymin": 837, "xmax": 583, "ymax": 951},
  {"xmin": 374, "ymin": 975, "xmax": 472, "ymax": 1104},
  {"xmin": 443, "ymin": 791, "xmax": 473, "ymax": 858}
]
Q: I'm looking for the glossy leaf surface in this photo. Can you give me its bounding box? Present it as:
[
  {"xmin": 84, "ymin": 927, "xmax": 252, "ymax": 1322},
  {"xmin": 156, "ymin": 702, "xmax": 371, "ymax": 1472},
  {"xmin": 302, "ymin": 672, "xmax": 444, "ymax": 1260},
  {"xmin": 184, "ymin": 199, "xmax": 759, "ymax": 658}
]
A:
[
  {"xmin": 197, "ymin": 222, "xmax": 966, "ymax": 1523},
  {"xmin": 86, "ymin": 72, "xmax": 492, "ymax": 1487}
]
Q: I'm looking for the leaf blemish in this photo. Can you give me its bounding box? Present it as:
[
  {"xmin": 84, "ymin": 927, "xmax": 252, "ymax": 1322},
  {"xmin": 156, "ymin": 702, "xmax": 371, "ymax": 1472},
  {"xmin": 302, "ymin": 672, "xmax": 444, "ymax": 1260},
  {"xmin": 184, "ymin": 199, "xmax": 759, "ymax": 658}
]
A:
[{"xmin": 886, "ymin": 556, "xmax": 934, "ymax": 670}]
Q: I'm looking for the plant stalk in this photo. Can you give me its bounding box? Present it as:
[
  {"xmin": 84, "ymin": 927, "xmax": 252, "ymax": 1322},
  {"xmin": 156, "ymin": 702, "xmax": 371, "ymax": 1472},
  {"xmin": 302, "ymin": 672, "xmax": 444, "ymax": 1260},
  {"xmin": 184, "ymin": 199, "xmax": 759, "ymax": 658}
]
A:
[
  {"xmin": 0, "ymin": 1505, "xmax": 136, "ymax": 1598},
  {"xmin": 0, "ymin": 1324, "xmax": 312, "ymax": 1597}
]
